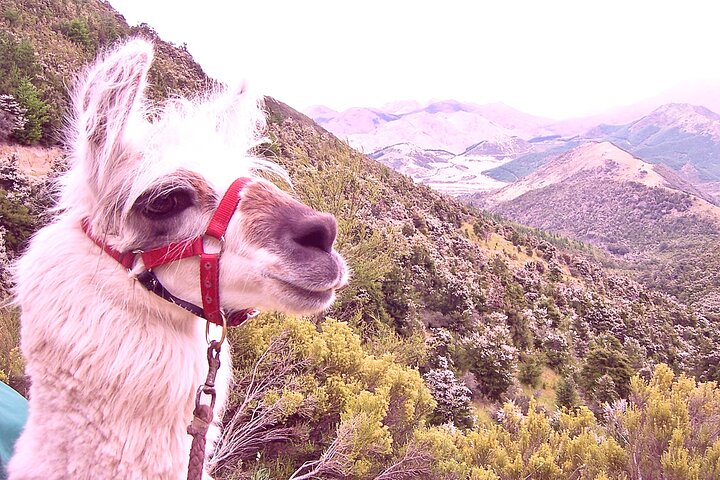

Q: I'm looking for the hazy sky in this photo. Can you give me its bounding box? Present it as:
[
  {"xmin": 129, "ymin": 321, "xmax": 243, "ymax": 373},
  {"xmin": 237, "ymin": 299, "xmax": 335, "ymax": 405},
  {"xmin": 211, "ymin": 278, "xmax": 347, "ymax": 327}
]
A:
[{"xmin": 109, "ymin": 0, "xmax": 720, "ymax": 119}]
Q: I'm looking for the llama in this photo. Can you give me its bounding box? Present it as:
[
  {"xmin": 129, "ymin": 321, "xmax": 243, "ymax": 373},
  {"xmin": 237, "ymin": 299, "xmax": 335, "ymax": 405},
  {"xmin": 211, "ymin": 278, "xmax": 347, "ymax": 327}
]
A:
[{"xmin": 7, "ymin": 39, "xmax": 348, "ymax": 479}]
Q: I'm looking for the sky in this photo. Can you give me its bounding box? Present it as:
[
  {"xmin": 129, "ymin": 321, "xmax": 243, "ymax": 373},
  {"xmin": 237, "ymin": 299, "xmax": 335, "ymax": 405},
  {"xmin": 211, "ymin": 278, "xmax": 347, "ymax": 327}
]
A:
[{"xmin": 108, "ymin": 0, "xmax": 720, "ymax": 120}]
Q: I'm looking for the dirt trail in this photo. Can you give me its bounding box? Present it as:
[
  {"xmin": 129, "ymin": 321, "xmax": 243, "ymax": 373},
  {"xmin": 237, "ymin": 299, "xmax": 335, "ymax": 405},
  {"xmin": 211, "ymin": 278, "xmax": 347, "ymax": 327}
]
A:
[{"xmin": 0, "ymin": 143, "xmax": 63, "ymax": 180}]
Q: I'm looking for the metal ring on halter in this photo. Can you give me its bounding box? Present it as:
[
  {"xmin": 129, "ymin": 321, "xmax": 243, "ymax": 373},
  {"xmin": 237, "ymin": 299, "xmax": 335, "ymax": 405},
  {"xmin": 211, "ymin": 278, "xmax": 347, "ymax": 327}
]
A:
[
  {"xmin": 205, "ymin": 312, "xmax": 227, "ymax": 346},
  {"xmin": 202, "ymin": 235, "xmax": 225, "ymax": 255}
]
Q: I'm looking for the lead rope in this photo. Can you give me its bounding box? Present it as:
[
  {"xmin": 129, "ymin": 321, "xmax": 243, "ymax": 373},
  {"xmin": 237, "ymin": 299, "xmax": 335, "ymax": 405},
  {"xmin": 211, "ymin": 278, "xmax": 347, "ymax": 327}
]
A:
[{"xmin": 187, "ymin": 338, "xmax": 223, "ymax": 480}]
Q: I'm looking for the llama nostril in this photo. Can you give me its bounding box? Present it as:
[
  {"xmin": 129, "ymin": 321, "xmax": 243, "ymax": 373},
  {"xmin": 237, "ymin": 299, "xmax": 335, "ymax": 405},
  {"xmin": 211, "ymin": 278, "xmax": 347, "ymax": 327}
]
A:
[{"xmin": 292, "ymin": 214, "xmax": 337, "ymax": 253}]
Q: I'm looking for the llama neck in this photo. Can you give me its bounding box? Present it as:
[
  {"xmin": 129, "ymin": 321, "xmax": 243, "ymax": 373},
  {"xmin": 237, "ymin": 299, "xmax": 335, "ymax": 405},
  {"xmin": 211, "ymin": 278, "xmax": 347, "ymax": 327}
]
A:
[{"xmin": 13, "ymin": 217, "xmax": 213, "ymax": 476}]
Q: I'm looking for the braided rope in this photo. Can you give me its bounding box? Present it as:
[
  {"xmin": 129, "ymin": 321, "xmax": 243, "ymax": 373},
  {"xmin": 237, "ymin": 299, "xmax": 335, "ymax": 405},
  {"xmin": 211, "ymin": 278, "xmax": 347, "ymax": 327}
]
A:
[
  {"xmin": 187, "ymin": 340, "xmax": 222, "ymax": 480},
  {"xmin": 187, "ymin": 404, "xmax": 213, "ymax": 480}
]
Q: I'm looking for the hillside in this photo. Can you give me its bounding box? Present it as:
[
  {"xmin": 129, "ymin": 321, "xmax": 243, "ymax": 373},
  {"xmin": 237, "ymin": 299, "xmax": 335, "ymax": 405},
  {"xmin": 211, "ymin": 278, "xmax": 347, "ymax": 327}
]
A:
[
  {"xmin": 3, "ymin": 1, "xmax": 720, "ymax": 478},
  {"xmin": 589, "ymin": 103, "xmax": 720, "ymax": 183},
  {"xmin": 263, "ymin": 98, "xmax": 720, "ymax": 379},
  {"xmin": 476, "ymin": 142, "xmax": 720, "ymax": 309},
  {"xmin": 484, "ymin": 142, "xmax": 671, "ymax": 204},
  {"xmin": 0, "ymin": 0, "xmax": 211, "ymax": 146}
]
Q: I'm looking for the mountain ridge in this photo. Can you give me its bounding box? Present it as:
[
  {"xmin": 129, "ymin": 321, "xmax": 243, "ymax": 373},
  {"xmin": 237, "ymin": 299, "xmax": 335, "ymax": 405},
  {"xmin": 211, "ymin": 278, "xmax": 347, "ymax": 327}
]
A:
[{"xmin": 483, "ymin": 102, "xmax": 720, "ymax": 191}]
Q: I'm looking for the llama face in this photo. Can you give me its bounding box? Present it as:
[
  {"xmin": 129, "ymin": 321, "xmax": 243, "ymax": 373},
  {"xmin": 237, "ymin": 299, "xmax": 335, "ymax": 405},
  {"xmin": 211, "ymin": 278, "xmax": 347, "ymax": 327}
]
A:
[
  {"xmin": 66, "ymin": 39, "xmax": 348, "ymax": 317},
  {"xmin": 125, "ymin": 171, "xmax": 348, "ymax": 316}
]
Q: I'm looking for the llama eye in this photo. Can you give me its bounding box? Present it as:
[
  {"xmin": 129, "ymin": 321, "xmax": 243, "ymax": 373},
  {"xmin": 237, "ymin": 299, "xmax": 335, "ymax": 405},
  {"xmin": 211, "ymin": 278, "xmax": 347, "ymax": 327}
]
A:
[{"xmin": 142, "ymin": 191, "xmax": 192, "ymax": 219}]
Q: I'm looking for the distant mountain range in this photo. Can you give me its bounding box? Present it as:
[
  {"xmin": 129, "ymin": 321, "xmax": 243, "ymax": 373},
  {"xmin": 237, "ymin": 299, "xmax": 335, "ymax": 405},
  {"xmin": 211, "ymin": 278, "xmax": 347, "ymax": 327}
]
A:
[
  {"xmin": 488, "ymin": 103, "xmax": 720, "ymax": 193},
  {"xmin": 309, "ymin": 100, "xmax": 553, "ymax": 154},
  {"xmin": 306, "ymin": 85, "xmax": 720, "ymax": 200}
]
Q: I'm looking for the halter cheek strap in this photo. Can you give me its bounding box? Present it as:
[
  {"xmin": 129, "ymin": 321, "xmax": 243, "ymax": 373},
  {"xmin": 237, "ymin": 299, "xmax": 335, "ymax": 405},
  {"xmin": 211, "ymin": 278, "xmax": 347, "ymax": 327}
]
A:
[{"xmin": 82, "ymin": 177, "xmax": 258, "ymax": 327}]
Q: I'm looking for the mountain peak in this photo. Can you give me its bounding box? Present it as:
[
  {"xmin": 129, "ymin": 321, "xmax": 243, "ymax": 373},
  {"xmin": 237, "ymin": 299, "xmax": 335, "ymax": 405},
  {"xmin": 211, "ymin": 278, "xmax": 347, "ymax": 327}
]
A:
[
  {"xmin": 461, "ymin": 135, "xmax": 534, "ymax": 158},
  {"xmin": 632, "ymin": 103, "xmax": 720, "ymax": 138},
  {"xmin": 651, "ymin": 102, "xmax": 720, "ymax": 117},
  {"xmin": 486, "ymin": 141, "xmax": 666, "ymax": 205}
]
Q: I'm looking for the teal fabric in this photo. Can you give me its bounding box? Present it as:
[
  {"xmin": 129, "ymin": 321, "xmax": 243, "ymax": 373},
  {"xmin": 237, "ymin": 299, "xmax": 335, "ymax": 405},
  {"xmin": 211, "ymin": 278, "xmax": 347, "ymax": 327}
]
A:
[{"xmin": 0, "ymin": 382, "xmax": 27, "ymax": 480}]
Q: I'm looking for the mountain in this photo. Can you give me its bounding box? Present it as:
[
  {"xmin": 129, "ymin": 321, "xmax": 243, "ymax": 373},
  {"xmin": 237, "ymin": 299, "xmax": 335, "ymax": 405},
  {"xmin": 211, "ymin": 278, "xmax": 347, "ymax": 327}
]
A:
[
  {"xmin": 482, "ymin": 138, "xmax": 585, "ymax": 183},
  {"xmin": 369, "ymin": 141, "xmax": 509, "ymax": 195},
  {"xmin": 589, "ymin": 103, "xmax": 720, "ymax": 182},
  {"xmin": 307, "ymin": 100, "xmax": 553, "ymax": 154},
  {"xmin": 461, "ymin": 135, "xmax": 534, "ymax": 159},
  {"xmin": 368, "ymin": 142, "xmax": 454, "ymax": 178},
  {"xmin": 484, "ymin": 103, "xmax": 720, "ymax": 195},
  {"xmin": 483, "ymin": 142, "xmax": 672, "ymax": 204},
  {"xmin": 302, "ymin": 105, "xmax": 338, "ymax": 123},
  {"xmin": 0, "ymin": 0, "xmax": 210, "ymax": 146},
  {"xmin": 475, "ymin": 141, "xmax": 720, "ymax": 307},
  {"xmin": 368, "ymin": 135, "xmax": 537, "ymax": 195},
  {"xmin": 548, "ymin": 79, "xmax": 720, "ymax": 137}
]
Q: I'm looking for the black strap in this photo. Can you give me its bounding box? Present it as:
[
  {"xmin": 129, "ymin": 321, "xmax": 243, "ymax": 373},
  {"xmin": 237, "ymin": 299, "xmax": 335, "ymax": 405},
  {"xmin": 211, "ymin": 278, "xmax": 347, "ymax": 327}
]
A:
[{"xmin": 136, "ymin": 270, "xmax": 207, "ymax": 319}]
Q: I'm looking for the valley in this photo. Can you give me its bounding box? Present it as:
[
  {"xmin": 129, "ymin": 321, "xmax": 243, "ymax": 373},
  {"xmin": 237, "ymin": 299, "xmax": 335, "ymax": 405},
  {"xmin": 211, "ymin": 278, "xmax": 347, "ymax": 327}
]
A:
[{"xmin": 309, "ymin": 95, "xmax": 720, "ymax": 313}]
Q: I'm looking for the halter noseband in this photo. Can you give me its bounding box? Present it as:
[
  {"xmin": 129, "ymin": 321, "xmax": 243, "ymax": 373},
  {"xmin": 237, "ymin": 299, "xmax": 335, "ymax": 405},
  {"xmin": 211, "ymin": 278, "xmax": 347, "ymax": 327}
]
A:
[{"xmin": 82, "ymin": 177, "xmax": 258, "ymax": 327}]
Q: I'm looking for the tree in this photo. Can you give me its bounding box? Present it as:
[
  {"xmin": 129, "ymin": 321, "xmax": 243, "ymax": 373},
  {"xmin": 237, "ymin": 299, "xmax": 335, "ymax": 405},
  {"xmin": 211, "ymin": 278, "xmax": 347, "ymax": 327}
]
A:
[
  {"xmin": 0, "ymin": 154, "xmax": 35, "ymax": 254},
  {"xmin": 518, "ymin": 351, "xmax": 544, "ymax": 388},
  {"xmin": 423, "ymin": 368, "xmax": 473, "ymax": 428},
  {"xmin": 580, "ymin": 335, "xmax": 633, "ymax": 403},
  {"xmin": 59, "ymin": 18, "xmax": 95, "ymax": 52},
  {"xmin": 459, "ymin": 316, "xmax": 518, "ymax": 400},
  {"xmin": 13, "ymin": 78, "xmax": 49, "ymax": 145},
  {"xmin": 0, "ymin": 94, "xmax": 27, "ymax": 142},
  {"xmin": 0, "ymin": 34, "xmax": 39, "ymax": 94},
  {"xmin": 555, "ymin": 376, "xmax": 579, "ymax": 409}
]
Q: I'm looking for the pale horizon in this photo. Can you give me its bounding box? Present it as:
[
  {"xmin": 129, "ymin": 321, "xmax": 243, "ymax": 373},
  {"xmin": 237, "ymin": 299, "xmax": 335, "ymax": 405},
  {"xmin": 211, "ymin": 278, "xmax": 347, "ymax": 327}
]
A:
[{"xmin": 109, "ymin": 0, "xmax": 720, "ymax": 120}]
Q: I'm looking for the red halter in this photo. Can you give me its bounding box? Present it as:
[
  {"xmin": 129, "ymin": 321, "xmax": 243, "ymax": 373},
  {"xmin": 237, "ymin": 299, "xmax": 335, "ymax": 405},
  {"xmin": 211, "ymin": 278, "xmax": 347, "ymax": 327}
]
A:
[{"xmin": 82, "ymin": 177, "xmax": 257, "ymax": 327}]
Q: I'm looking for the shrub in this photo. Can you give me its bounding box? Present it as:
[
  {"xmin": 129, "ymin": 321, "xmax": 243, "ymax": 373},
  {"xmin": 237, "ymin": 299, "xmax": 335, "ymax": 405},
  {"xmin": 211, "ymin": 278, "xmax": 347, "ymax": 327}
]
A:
[
  {"xmin": 213, "ymin": 314, "xmax": 435, "ymax": 478},
  {"xmin": 458, "ymin": 318, "xmax": 518, "ymax": 400},
  {"xmin": 12, "ymin": 78, "xmax": 49, "ymax": 145},
  {"xmin": 423, "ymin": 368, "xmax": 474, "ymax": 429},
  {"xmin": 59, "ymin": 18, "xmax": 95, "ymax": 52},
  {"xmin": 604, "ymin": 364, "xmax": 720, "ymax": 479},
  {"xmin": 0, "ymin": 94, "xmax": 27, "ymax": 141},
  {"xmin": 517, "ymin": 352, "xmax": 544, "ymax": 388},
  {"xmin": 0, "ymin": 34, "xmax": 39, "ymax": 94},
  {"xmin": 555, "ymin": 376, "xmax": 579, "ymax": 409},
  {"xmin": 580, "ymin": 336, "xmax": 633, "ymax": 403}
]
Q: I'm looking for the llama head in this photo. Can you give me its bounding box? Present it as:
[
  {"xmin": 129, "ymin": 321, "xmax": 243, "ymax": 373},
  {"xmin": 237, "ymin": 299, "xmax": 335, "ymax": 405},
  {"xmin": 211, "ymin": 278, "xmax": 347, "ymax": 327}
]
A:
[{"xmin": 62, "ymin": 38, "xmax": 348, "ymax": 316}]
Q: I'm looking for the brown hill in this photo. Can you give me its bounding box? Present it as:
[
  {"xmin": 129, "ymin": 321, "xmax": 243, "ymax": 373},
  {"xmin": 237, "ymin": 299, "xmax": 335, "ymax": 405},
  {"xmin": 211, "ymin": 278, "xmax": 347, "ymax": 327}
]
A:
[{"xmin": 480, "ymin": 142, "xmax": 720, "ymax": 307}]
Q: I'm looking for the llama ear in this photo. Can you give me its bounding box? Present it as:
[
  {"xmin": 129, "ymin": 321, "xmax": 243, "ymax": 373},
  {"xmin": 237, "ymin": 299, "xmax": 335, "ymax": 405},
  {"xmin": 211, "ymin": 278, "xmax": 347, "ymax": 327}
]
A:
[
  {"xmin": 74, "ymin": 39, "xmax": 153, "ymax": 195},
  {"xmin": 214, "ymin": 82, "xmax": 265, "ymax": 151}
]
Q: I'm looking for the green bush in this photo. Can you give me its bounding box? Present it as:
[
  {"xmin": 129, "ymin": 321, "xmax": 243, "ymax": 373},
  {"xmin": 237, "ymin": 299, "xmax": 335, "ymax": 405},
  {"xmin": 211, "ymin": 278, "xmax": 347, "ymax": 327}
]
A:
[
  {"xmin": 12, "ymin": 77, "xmax": 49, "ymax": 145},
  {"xmin": 59, "ymin": 18, "xmax": 95, "ymax": 52},
  {"xmin": 555, "ymin": 376, "xmax": 579, "ymax": 409},
  {"xmin": 0, "ymin": 34, "xmax": 39, "ymax": 94},
  {"xmin": 518, "ymin": 352, "xmax": 544, "ymax": 388},
  {"xmin": 580, "ymin": 336, "xmax": 633, "ymax": 403}
]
